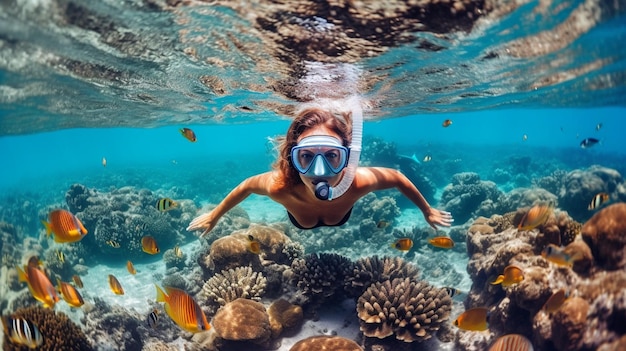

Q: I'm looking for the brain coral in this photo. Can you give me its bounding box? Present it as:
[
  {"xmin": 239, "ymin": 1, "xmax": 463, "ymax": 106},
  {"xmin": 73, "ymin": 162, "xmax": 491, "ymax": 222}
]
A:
[
  {"xmin": 582, "ymin": 203, "xmax": 626, "ymax": 270},
  {"xmin": 201, "ymin": 266, "xmax": 266, "ymax": 310},
  {"xmin": 212, "ymin": 298, "xmax": 271, "ymax": 347},
  {"xmin": 288, "ymin": 252, "xmax": 353, "ymax": 305},
  {"xmin": 357, "ymin": 277, "xmax": 452, "ymax": 342},
  {"xmin": 345, "ymin": 255, "xmax": 420, "ymax": 298},
  {"xmin": 3, "ymin": 306, "xmax": 93, "ymax": 350},
  {"xmin": 289, "ymin": 335, "xmax": 362, "ymax": 351}
]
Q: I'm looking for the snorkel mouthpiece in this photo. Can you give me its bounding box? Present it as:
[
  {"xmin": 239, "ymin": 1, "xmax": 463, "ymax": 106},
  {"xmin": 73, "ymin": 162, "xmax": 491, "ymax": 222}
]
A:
[{"xmin": 315, "ymin": 181, "xmax": 331, "ymax": 200}]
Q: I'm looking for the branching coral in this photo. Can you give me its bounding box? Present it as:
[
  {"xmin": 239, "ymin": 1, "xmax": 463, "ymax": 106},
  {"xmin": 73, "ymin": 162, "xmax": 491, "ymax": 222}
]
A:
[
  {"xmin": 202, "ymin": 266, "xmax": 266, "ymax": 309},
  {"xmin": 3, "ymin": 306, "xmax": 93, "ymax": 350},
  {"xmin": 288, "ymin": 253, "xmax": 353, "ymax": 305},
  {"xmin": 357, "ymin": 277, "xmax": 452, "ymax": 342},
  {"xmin": 345, "ymin": 255, "xmax": 420, "ymax": 298}
]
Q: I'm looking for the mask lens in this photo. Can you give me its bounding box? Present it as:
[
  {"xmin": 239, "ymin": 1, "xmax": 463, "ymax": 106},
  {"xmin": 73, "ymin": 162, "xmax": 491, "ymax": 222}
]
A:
[{"xmin": 291, "ymin": 145, "xmax": 348, "ymax": 175}]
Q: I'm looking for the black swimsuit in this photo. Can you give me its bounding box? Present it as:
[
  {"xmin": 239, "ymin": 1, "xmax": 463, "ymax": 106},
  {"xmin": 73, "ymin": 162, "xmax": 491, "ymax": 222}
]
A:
[{"xmin": 287, "ymin": 208, "xmax": 353, "ymax": 229}]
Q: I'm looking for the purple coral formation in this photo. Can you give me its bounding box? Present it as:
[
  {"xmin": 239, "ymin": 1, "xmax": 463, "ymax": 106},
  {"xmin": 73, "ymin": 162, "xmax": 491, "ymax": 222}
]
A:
[{"xmin": 460, "ymin": 202, "xmax": 626, "ymax": 351}]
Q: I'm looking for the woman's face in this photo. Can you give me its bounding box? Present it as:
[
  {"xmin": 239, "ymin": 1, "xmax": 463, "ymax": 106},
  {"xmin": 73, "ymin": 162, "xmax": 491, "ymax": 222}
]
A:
[{"xmin": 296, "ymin": 124, "xmax": 345, "ymax": 193}]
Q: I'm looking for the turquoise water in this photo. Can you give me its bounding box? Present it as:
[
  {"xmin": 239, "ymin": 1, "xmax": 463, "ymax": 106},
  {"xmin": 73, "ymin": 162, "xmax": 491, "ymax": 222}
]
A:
[{"xmin": 2, "ymin": 0, "xmax": 626, "ymax": 350}]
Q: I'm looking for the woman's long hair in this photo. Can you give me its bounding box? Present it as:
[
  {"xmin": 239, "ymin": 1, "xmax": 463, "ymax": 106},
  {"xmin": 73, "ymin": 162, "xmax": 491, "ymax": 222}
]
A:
[{"xmin": 273, "ymin": 108, "xmax": 352, "ymax": 188}]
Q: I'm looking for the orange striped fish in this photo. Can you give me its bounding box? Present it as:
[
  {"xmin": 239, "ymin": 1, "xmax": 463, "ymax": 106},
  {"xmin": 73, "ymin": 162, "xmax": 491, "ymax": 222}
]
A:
[
  {"xmin": 108, "ymin": 274, "xmax": 124, "ymax": 295},
  {"xmin": 141, "ymin": 236, "xmax": 160, "ymax": 254},
  {"xmin": 16, "ymin": 265, "xmax": 59, "ymax": 308},
  {"xmin": 155, "ymin": 285, "xmax": 210, "ymax": 333},
  {"xmin": 488, "ymin": 334, "xmax": 534, "ymax": 351},
  {"xmin": 56, "ymin": 278, "xmax": 84, "ymax": 307},
  {"xmin": 42, "ymin": 209, "xmax": 88, "ymax": 243},
  {"xmin": 391, "ymin": 238, "xmax": 413, "ymax": 252},
  {"xmin": 428, "ymin": 236, "xmax": 455, "ymax": 249},
  {"xmin": 518, "ymin": 203, "xmax": 553, "ymax": 231},
  {"xmin": 454, "ymin": 307, "xmax": 489, "ymax": 331},
  {"xmin": 1, "ymin": 316, "xmax": 43, "ymax": 348},
  {"xmin": 126, "ymin": 260, "xmax": 136, "ymax": 275}
]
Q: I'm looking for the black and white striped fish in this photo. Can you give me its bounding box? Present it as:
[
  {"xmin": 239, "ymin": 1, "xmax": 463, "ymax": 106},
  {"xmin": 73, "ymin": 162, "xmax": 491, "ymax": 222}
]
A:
[
  {"xmin": 146, "ymin": 309, "xmax": 159, "ymax": 328},
  {"xmin": 156, "ymin": 198, "xmax": 177, "ymax": 212},
  {"xmin": 588, "ymin": 192, "xmax": 609, "ymax": 210},
  {"xmin": 1, "ymin": 316, "xmax": 44, "ymax": 348}
]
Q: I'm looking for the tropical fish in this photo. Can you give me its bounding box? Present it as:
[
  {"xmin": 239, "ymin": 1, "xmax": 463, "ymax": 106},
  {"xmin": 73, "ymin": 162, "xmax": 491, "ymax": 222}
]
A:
[
  {"xmin": 488, "ymin": 334, "xmax": 534, "ymax": 351},
  {"xmin": 588, "ymin": 192, "xmax": 609, "ymax": 210},
  {"xmin": 442, "ymin": 119, "xmax": 452, "ymax": 127},
  {"xmin": 595, "ymin": 123, "xmax": 602, "ymax": 131},
  {"xmin": 377, "ymin": 220, "xmax": 390, "ymax": 229},
  {"xmin": 454, "ymin": 307, "xmax": 489, "ymax": 331},
  {"xmin": 156, "ymin": 198, "xmax": 178, "ymax": 212},
  {"xmin": 16, "ymin": 265, "xmax": 59, "ymax": 308},
  {"xmin": 102, "ymin": 157, "xmax": 107, "ymax": 167},
  {"xmin": 428, "ymin": 236, "xmax": 455, "ymax": 249},
  {"xmin": 72, "ymin": 275, "xmax": 84, "ymax": 288},
  {"xmin": 491, "ymin": 265, "xmax": 525, "ymax": 287},
  {"xmin": 541, "ymin": 244, "xmax": 581, "ymax": 267},
  {"xmin": 42, "ymin": 209, "xmax": 88, "ymax": 243},
  {"xmin": 180, "ymin": 127, "xmax": 197, "ymax": 142},
  {"xmin": 246, "ymin": 235, "xmax": 261, "ymax": 255},
  {"xmin": 518, "ymin": 203, "xmax": 553, "ymax": 231},
  {"xmin": 106, "ymin": 240, "xmax": 121, "ymax": 248},
  {"xmin": 146, "ymin": 309, "xmax": 159, "ymax": 328},
  {"xmin": 173, "ymin": 245, "xmax": 183, "ymax": 258},
  {"xmin": 1, "ymin": 316, "xmax": 43, "ymax": 349},
  {"xmin": 56, "ymin": 278, "xmax": 84, "ymax": 308},
  {"xmin": 423, "ymin": 155, "xmax": 432, "ymax": 162},
  {"xmin": 444, "ymin": 287, "xmax": 462, "ymax": 298},
  {"xmin": 108, "ymin": 274, "xmax": 124, "ymax": 295},
  {"xmin": 522, "ymin": 134, "xmax": 528, "ymax": 141},
  {"xmin": 580, "ymin": 137, "xmax": 599, "ymax": 148},
  {"xmin": 543, "ymin": 289, "xmax": 569, "ymax": 313},
  {"xmin": 27, "ymin": 256, "xmax": 42, "ymax": 268},
  {"xmin": 391, "ymin": 238, "xmax": 413, "ymax": 252},
  {"xmin": 142, "ymin": 236, "xmax": 160, "ymax": 254},
  {"xmin": 56, "ymin": 250, "xmax": 65, "ymax": 263},
  {"xmin": 126, "ymin": 260, "xmax": 136, "ymax": 275},
  {"xmin": 155, "ymin": 285, "xmax": 210, "ymax": 333}
]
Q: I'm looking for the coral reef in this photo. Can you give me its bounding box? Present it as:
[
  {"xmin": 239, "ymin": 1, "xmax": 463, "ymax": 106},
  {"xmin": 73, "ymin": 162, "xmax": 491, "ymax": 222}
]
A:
[
  {"xmin": 3, "ymin": 306, "xmax": 93, "ymax": 351},
  {"xmin": 440, "ymin": 172, "xmax": 503, "ymax": 224},
  {"xmin": 345, "ymin": 255, "xmax": 420, "ymax": 298},
  {"xmin": 65, "ymin": 184, "xmax": 198, "ymax": 262},
  {"xmin": 352, "ymin": 193, "xmax": 401, "ymax": 239},
  {"xmin": 357, "ymin": 277, "xmax": 452, "ymax": 342},
  {"xmin": 267, "ymin": 298, "xmax": 303, "ymax": 338},
  {"xmin": 289, "ymin": 335, "xmax": 361, "ymax": 351},
  {"xmin": 461, "ymin": 204, "xmax": 626, "ymax": 351},
  {"xmin": 212, "ymin": 298, "xmax": 272, "ymax": 348},
  {"xmin": 82, "ymin": 298, "xmax": 144, "ymax": 351},
  {"xmin": 201, "ymin": 266, "xmax": 267, "ymax": 312},
  {"xmin": 581, "ymin": 203, "xmax": 626, "ymax": 270},
  {"xmin": 200, "ymin": 231, "xmax": 263, "ymax": 276}
]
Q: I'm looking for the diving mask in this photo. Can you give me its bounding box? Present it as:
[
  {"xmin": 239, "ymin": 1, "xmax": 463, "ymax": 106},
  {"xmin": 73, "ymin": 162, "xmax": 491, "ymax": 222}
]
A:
[{"xmin": 291, "ymin": 135, "xmax": 349, "ymax": 178}]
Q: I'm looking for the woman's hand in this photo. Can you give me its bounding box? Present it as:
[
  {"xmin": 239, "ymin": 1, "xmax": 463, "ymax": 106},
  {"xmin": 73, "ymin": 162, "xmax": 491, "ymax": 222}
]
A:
[
  {"xmin": 424, "ymin": 207, "xmax": 454, "ymax": 230},
  {"xmin": 187, "ymin": 211, "xmax": 217, "ymax": 237}
]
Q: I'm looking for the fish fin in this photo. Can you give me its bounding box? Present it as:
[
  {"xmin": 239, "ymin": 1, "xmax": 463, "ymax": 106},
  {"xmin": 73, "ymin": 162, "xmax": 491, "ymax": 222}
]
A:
[
  {"xmin": 42, "ymin": 221, "xmax": 52, "ymax": 235},
  {"xmin": 16, "ymin": 266, "xmax": 28, "ymax": 282},
  {"xmin": 490, "ymin": 275, "xmax": 504, "ymax": 285},
  {"xmin": 155, "ymin": 284, "xmax": 167, "ymax": 303}
]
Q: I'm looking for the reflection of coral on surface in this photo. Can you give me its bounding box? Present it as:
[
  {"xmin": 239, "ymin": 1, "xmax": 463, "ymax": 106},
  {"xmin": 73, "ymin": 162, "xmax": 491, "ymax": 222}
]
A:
[
  {"xmin": 3, "ymin": 306, "xmax": 93, "ymax": 351},
  {"xmin": 357, "ymin": 277, "xmax": 451, "ymax": 342}
]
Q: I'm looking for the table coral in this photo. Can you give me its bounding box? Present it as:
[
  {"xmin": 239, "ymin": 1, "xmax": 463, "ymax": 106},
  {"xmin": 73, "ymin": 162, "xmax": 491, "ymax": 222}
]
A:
[{"xmin": 356, "ymin": 277, "xmax": 452, "ymax": 342}]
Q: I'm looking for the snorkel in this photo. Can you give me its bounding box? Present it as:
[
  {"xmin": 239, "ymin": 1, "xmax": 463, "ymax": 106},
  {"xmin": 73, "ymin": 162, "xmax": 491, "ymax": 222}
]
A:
[{"xmin": 314, "ymin": 95, "xmax": 363, "ymax": 201}]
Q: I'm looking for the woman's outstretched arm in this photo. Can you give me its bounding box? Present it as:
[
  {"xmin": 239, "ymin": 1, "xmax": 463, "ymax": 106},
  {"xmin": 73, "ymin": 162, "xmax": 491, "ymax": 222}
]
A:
[{"xmin": 187, "ymin": 172, "xmax": 273, "ymax": 236}]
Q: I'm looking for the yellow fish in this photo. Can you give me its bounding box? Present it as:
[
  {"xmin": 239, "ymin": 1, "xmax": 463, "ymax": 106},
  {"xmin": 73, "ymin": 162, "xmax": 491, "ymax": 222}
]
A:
[
  {"xmin": 174, "ymin": 245, "xmax": 183, "ymax": 258},
  {"xmin": 155, "ymin": 285, "xmax": 210, "ymax": 333},
  {"xmin": 391, "ymin": 238, "xmax": 413, "ymax": 252},
  {"xmin": 1, "ymin": 316, "xmax": 43, "ymax": 349},
  {"xmin": 444, "ymin": 287, "xmax": 462, "ymax": 298},
  {"xmin": 126, "ymin": 260, "xmax": 136, "ymax": 275},
  {"xmin": 16, "ymin": 265, "xmax": 60, "ymax": 308},
  {"xmin": 56, "ymin": 250, "xmax": 65, "ymax": 263},
  {"xmin": 518, "ymin": 203, "xmax": 553, "ymax": 231},
  {"xmin": 156, "ymin": 198, "xmax": 178, "ymax": 212},
  {"xmin": 588, "ymin": 192, "xmax": 609, "ymax": 210},
  {"xmin": 490, "ymin": 265, "xmax": 524, "ymax": 287},
  {"xmin": 179, "ymin": 128, "xmax": 197, "ymax": 142},
  {"xmin": 428, "ymin": 236, "xmax": 455, "ymax": 249},
  {"xmin": 442, "ymin": 119, "xmax": 452, "ymax": 127},
  {"xmin": 543, "ymin": 289, "xmax": 569, "ymax": 313},
  {"xmin": 142, "ymin": 236, "xmax": 160, "ymax": 254},
  {"xmin": 106, "ymin": 240, "xmax": 121, "ymax": 248},
  {"xmin": 246, "ymin": 235, "xmax": 261, "ymax": 255},
  {"xmin": 108, "ymin": 274, "xmax": 124, "ymax": 295},
  {"xmin": 42, "ymin": 209, "xmax": 88, "ymax": 243},
  {"xmin": 56, "ymin": 278, "xmax": 84, "ymax": 308},
  {"xmin": 454, "ymin": 307, "xmax": 489, "ymax": 331},
  {"xmin": 541, "ymin": 244, "xmax": 581, "ymax": 267}
]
